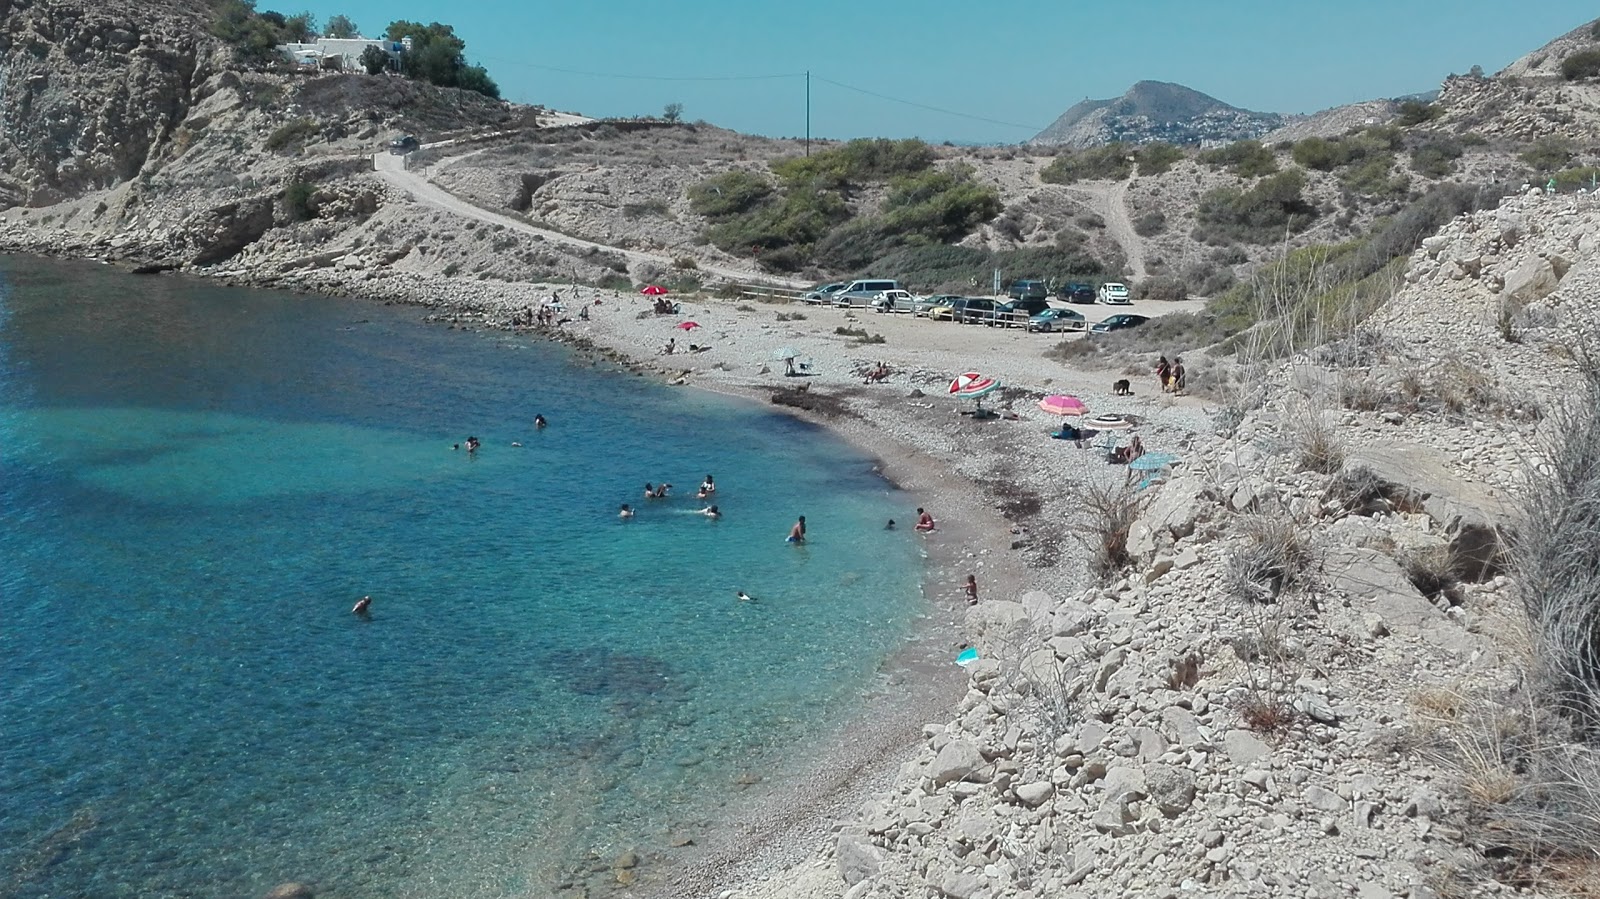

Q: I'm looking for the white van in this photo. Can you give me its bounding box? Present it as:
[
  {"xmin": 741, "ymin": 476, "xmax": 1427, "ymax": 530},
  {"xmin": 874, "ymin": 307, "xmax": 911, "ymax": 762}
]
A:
[{"xmin": 833, "ymin": 279, "xmax": 901, "ymax": 307}]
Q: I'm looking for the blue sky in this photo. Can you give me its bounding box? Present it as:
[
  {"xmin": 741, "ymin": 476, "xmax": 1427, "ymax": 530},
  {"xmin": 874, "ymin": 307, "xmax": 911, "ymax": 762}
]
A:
[{"xmin": 300, "ymin": 1, "xmax": 1594, "ymax": 143}]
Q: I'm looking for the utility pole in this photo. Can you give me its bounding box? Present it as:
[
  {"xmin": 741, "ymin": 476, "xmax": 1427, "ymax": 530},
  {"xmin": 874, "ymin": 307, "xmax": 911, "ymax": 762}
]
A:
[{"xmin": 805, "ymin": 70, "xmax": 811, "ymax": 157}]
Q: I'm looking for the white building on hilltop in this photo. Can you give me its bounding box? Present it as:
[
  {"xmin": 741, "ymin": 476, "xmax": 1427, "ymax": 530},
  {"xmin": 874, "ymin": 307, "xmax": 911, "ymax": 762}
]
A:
[{"xmin": 277, "ymin": 37, "xmax": 407, "ymax": 72}]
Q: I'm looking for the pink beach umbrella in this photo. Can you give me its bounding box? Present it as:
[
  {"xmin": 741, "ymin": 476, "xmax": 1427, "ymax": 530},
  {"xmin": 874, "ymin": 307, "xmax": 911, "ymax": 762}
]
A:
[
  {"xmin": 676, "ymin": 321, "xmax": 701, "ymax": 331},
  {"xmin": 641, "ymin": 285, "xmax": 669, "ymax": 296},
  {"xmin": 1038, "ymin": 394, "xmax": 1089, "ymax": 417}
]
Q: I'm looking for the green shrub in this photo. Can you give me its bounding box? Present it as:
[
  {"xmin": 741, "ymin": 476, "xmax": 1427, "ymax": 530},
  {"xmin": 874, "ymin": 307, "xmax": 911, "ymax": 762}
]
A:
[
  {"xmin": 1561, "ymin": 48, "xmax": 1600, "ymax": 81},
  {"xmin": 387, "ymin": 20, "xmax": 499, "ymax": 98},
  {"xmin": 1521, "ymin": 136, "xmax": 1576, "ymax": 173},
  {"xmin": 1140, "ymin": 276, "xmax": 1188, "ymax": 301},
  {"xmin": 688, "ymin": 171, "xmax": 774, "ymax": 220},
  {"xmin": 1136, "ymin": 142, "xmax": 1184, "ymax": 177},
  {"xmin": 265, "ymin": 118, "xmax": 319, "ymax": 152},
  {"xmin": 1396, "ymin": 100, "xmax": 1444, "ymax": 126},
  {"xmin": 1132, "ymin": 210, "xmax": 1167, "ymax": 236},
  {"xmin": 864, "ymin": 244, "xmax": 1106, "ymax": 293},
  {"xmin": 1204, "ymin": 181, "xmax": 1497, "ymax": 356},
  {"xmin": 1040, "ymin": 144, "xmax": 1133, "ymax": 184},
  {"xmin": 283, "ymin": 181, "xmax": 316, "ymax": 221},
  {"xmin": 1552, "ymin": 166, "xmax": 1600, "ymax": 191},
  {"xmin": 1410, "ymin": 140, "xmax": 1464, "ymax": 178},
  {"xmin": 770, "ymin": 138, "xmax": 934, "ymax": 189},
  {"xmin": 1339, "ymin": 154, "xmax": 1409, "ymax": 199},
  {"xmin": 1194, "ymin": 169, "xmax": 1318, "ymax": 245},
  {"xmin": 1198, "ymin": 140, "xmax": 1278, "ymax": 178},
  {"xmin": 1460, "ymin": 132, "xmax": 1489, "ymax": 147},
  {"xmin": 1292, "ymin": 137, "xmax": 1352, "ymax": 171}
]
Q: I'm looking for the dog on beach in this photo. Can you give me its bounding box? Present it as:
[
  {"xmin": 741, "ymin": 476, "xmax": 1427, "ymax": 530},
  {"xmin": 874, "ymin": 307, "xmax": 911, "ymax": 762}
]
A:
[{"xmin": 1112, "ymin": 379, "xmax": 1132, "ymax": 396}]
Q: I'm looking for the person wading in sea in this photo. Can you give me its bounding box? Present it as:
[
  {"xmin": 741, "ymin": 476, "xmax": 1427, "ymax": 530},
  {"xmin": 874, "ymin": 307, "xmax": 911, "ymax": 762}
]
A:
[{"xmin": 787, "ymin": 516, "xmax": 806, "ymax": 544}]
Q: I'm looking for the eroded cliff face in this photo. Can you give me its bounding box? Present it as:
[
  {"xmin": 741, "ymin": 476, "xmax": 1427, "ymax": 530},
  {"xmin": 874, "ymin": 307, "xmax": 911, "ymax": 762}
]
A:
[{"xmin": 0, "ymin": 0, "xmax": 228, "ymax": 207}]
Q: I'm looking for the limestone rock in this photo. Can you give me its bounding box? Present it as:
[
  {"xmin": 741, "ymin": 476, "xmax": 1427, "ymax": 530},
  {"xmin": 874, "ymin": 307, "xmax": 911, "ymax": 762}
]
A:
[
  {"xmin": 837, "ymin": 834, "xmax": 882, "ymax": 886},
  {"xmin": 1144, "ymin": 763, "xmax": 1196, "ymax": 815},
  {"xmin": 261, "ymin": 885, "xmax": 314, "ymax": 899},
  {"xmin": 930, "ymin": 740, "xmax": 985, "ymax": 787},
  {"xmin": 1223, "ymin": 730, "xmax": 1271, "ymax": 766},
  {"xmin": 1014, "ymin": 781, "xmax": 1055, "ymax": 807}
]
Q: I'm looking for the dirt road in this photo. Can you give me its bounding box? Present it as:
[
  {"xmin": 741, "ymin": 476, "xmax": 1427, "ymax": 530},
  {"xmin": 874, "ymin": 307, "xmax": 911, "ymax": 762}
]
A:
[{"xmin": 373, "ymin": 151, "xmax": 802, "ymax": 287}]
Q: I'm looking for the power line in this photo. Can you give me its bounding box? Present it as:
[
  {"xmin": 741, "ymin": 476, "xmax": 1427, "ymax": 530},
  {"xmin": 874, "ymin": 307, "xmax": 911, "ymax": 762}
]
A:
[
  {"xmin": 476, "ymin": 57, "xmax": 800, "ymax": 82},
  {"xmin": 811, "ymin": 76, "xmax": 1046, "ymax": 132},
  {"xmin": 473, "ymin": 59, "xmax": 1047, "ymax": 133}
]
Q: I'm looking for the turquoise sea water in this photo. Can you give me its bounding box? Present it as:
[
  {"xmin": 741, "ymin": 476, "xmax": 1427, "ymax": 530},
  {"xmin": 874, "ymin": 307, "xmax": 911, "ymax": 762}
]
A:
[{"xmin": 0, "ymin": 257, "xmax": 930, "ymax": 898}]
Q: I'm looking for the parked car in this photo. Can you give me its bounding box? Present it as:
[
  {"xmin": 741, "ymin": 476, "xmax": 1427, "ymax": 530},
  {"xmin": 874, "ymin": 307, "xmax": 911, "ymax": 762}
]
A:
[
  {"xmin": 1007, "ymin": 279, "xmax": 1049, "ymax": 302},
  {"xmin": 870, "ymin": 289, "xmax": 921, "ymax": 313},
  {"xmin": 388, "ymin": 135, "xmax": 420, "ymax": 154},
  {"xmin": 1090, "ymin": 313, "xmax": 1150, "ymax": 334},
  {"xmin": 956, "ymin": 297, "xmax": 998, "ymax": 324},
  {"xmin": 1060, "ymin": 283, "xmax": 1097, "ymax": 304},
  {"xmin": 926, "ymin": 298, "xmax": 961, "ymax": 321},
  {"xmin": 1097, "ymin": 282, "xmax": 1132, "ymax": 304},
  {"xmin": 1026, "ymin": 308, "xmax": 1087, "ymax": 333},
  {"xmin": 989, "ymin": 297, "xmax": 1052, "ymax": 327},
  {"xmin": 803, "ymin": 282, "xmax": 845, "ymax": 304},
  {"xmin": 833, "ymin": 278, "xmax": 901, "ymax": 307},
  {"xmin": 917, "ymin": 294, "xmax": 963, "ymax": 317}
]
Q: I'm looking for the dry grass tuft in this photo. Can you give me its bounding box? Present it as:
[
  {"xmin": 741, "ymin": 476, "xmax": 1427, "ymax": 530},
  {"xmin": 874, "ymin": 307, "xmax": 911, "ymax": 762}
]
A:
[
  {"xmin": 1067, "ymin": 480, "xmax": 1145, "ymax": 581},
  {"xmin": 1224, "ymin": 513, "xmax": 1318, "ymax": 604}
]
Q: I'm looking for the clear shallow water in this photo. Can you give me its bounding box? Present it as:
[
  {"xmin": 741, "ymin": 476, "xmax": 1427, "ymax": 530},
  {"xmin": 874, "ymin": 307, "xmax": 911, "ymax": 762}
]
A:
[{"xmin": 0, "ymin": 257, "xmax": 929, "ymax": 899}]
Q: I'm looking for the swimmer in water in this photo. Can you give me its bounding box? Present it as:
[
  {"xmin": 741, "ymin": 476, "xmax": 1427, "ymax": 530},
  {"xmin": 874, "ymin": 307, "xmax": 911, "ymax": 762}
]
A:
[
  {"xmin": 885, "ymin": 519, "xmax": 896, "ymax": 530},
  {"xmin": 700, "ymin": 504, "xmax": 720, "ymax": 519},
  {"xmin": 700, "ymin": 474, "xmax": 715, "ymax": 495},
  {"xmin": 352, "ymin": 595, "xmax": 372, "ymax": 616},
  {"xmin": 619, "ymin": 504, "xmax": 635, "ymax": 519},
  {"xmin": 786, "ymin": 515, "xmax": 806, "ymax": 544},
  {"xmin": 737, "ymin": 591, "xmax": 755, "ymax": 602},
  {"xmin": 644, "ymin": 483, "xmax": 657, "ymax": 499},
  {"xmin": 534, "ymin": 414, "xmax": 547, "ymax": 429}
]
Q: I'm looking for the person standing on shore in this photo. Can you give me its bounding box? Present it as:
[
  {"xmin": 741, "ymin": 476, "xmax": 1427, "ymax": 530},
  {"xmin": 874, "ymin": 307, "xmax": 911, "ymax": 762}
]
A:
[
  {"xmin": 1156, "ymin": 356, "xmax": 1171, "ymax": 393},
  {"xmin": 1171, "ymin": 357, "xmax": 1186, "ymax": 395},
  {"xmin": 787, "ymin": 516, "xmax": 806, "ymax": 544},
  {"xmin": 915, "ymin": 508, "xmax": 936, "ymax": 532},
  {"xmin": 963, "ymin": 575, "xmax": 978, "ymax": 606}
]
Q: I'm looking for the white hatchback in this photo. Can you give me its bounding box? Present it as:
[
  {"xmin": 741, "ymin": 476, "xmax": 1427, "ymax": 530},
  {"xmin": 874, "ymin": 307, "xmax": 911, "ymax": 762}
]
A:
[{"xmin": 1097, "ymin": 282, "xmax": 1131, "ymax": 304}]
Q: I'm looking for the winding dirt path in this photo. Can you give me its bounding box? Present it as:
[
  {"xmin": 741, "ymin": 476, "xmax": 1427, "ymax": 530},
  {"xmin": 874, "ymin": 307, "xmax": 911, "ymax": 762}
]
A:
[
  {"xmin": 1061, "ymin": 177, "xmax": 1147, "ymax": 283},
  {"xmin": 373, "ymin": 151, "xmax": 802, "ymax": 287}
]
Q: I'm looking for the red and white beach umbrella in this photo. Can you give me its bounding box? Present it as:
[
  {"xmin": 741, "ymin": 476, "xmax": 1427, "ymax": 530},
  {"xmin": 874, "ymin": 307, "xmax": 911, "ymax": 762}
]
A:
[
  {"xmin": 676, "ymin": 321, "xmax": 701, "ymax": 331},
  {"xmin": 641, "ymin": 285, "xmax": 669, "ymax": 296},
  {"xmin": 948, "ymin": 371, "xmax": 999, "ymax": 399}
]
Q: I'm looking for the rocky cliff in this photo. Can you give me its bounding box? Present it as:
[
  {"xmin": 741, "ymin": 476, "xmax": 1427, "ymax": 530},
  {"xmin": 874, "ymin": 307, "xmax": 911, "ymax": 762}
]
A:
[
  {"xmin": 0, "ymin": 0, "xmax": 222, "ymax": 206},
  {"xmin": 1029, "ymin": 81, "xmax": 1284, "ymax": 149}
]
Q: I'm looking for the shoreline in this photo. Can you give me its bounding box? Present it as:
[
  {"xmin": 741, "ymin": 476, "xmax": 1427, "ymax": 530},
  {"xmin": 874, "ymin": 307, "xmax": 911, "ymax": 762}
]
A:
[{"xmin": 0, "ymin": 246, "xmax": 1209, "ymax": 899}]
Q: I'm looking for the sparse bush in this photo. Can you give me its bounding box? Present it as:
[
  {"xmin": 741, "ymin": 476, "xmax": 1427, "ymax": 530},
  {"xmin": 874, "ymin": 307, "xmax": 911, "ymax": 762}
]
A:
[
  {"xmin": 688, "ymin": 170, "xmax": 773, "ymax": 220},
  {"xmin": 1132, "ymin": 210, "xmax": 1167, "ymax": 236},
  {"xmin": 1225, "ymin": 513, "xmax": 1317, "ymax": 603},
  {"xmin": 1199, "ymin": 140, "xmax": 1278, "ymax": 178},
  {"xmin": 1068, "ymin": 481, "xmax": 1144, "ymax": 580},
  {"xmin": 282, "ymin": 180, "xmax": 316, "ymax": 221},
  {"xmin": 775, "ymin": 311, "xmax": 806, "ymax": 321},
  {"xmin": 1521, "ymin": 136, "xmax": 1575, "ymax": 173},
  {"xmin": 265, "ymin": 118, "xmax": 319, "ymax": 152},
  {"xmin": 1410, "ymin": 139, "xmax": 1464, "ymax": 178},
  {"xmin": 1340, "ymin": 153, "xmax": 1410, "ymax": 199},
  {"xmin": 1194, "ymin": 168, "xmax": 1318, "ymax": 245},
  {"xmin": 1135, "ymin": 142, "xmax": 1184, "ymax": 177},
  {"xmin": 1076, "ymin": 211, "xmax": 1105, "ymax": 230},
  {"xmin": 1289, "ymin": 400, "xmax": 1345, "ymax": 474},
  {"xmin": 1040, "ymin": 144, "xmax": 1133, "ymax": 184},
  {"xmin": 770, "ymin": 138, "xmax": 935, "ymax": 189},
  {"xmin": 1140, "ymin": 275, "xmax": 1187, "ymax": 302},
  {"xmin": 834, "ymin": 326, "xmax": 867, "ymax": 337},
  {"xmin": 1396, "ymin": 100, "xmax": 1444, "ymax": 126},
  {"xmin": 1402, "ymin": 544, "xmax": 1466, "ymax": 606},
  {"xmin": 1561, "ymin": 47, "xmax": 1600, "ymax": 81},
  {"xmin": 1292, "ymin": 136, "xmax": 1352, "ymax": 171}
]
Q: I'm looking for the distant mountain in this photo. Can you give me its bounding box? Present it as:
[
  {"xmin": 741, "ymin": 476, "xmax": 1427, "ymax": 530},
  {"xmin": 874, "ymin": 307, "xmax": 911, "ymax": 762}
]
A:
[{"xmin": 1029, "ymin": 81, "xmax": 1285, "ymax": 149}]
